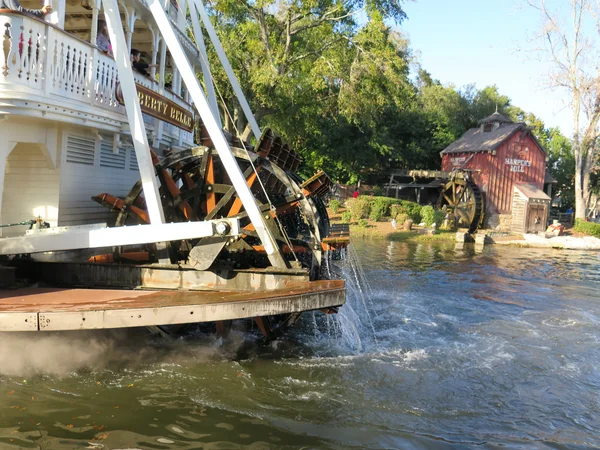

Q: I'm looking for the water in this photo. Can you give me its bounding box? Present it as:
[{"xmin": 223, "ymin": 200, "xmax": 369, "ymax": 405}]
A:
[{"xmin": 1, "ymin": 240, "xmax": 600, "ymax": 449}]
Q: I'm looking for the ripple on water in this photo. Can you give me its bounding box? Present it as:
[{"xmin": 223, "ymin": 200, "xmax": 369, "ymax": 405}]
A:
[{"xmin": 0, "ymin": 243, "xmax": 599, "ymax": 448}]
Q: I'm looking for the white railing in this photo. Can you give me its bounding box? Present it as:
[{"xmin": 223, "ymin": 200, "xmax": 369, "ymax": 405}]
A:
[
  {"xmin": 0, "ymin": 13, "xmax": 47, "ymax": 91},
  {"xmin": 0, "ymin": 11, "xmax": 195, "ymax": 145}
]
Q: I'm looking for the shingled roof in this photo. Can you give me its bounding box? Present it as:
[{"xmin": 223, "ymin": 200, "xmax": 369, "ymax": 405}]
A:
[
  {"xmin": 441, "ymin": 122, "xmax": 527, "ymax": 154},
  {"xmin": 478, "ymin": 112, "xmax": 513, "ymax": 125}
]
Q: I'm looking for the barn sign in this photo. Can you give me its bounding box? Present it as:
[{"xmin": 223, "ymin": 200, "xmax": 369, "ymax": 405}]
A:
[
  {"xmin": 504, "ymin": 158, "xmax": 532, "ymax": 172},
  {"xmin": 116, "ymin": 83, "xmax": 195, "ymax": 132}
]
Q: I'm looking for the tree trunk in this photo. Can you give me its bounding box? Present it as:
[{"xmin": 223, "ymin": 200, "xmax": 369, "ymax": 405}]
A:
[{"xmin": 574, "ymin": 153, "xmax": 586, "ymax": 220}]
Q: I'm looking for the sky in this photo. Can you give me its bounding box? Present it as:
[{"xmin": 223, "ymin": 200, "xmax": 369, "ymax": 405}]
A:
[{"xmin": 399, "ymin": 0, "xmax": 573, "ymax": 136}]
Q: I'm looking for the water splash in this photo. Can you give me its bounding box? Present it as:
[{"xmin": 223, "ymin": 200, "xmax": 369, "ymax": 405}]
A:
[{"xmin": 303, "ymin": 244, "xmax": 379, "ymax": 353}]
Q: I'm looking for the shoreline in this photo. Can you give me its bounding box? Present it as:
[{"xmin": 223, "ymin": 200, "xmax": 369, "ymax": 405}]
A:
[{"xmin": 330, "ymin": 214, "xmax": 600, "ymax": 250}]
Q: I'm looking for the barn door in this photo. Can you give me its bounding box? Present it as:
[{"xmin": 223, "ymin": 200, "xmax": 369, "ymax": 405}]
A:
[{"xmin": 527, "ymin": 204, "xmax": 545, "ymax": 233}]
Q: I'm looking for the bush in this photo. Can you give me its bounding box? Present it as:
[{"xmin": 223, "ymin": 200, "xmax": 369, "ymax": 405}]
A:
[
  {"xmin": 373, "ymin": 186, "xmax": 384, "ymax": 196},
  {"xmin": 390, "ymin": 204, "xmax": 402, "ymax": 219},
  {"xmin": 421, "ymin": 205, "xmax": 436, "ymax": 226},
  {"xmin": 341, "ymin": 211, "xmax": 352, "ymax": 223},
  {"xmin": 347, "ymin": 198, "xmax": 370, "ymax": 220},
  {"xmin": 404, "ymin": 202, "xmax": 422, "ymax": 223},
  {"xmin": 433, "ymin": 209, "xmax": 445, "ymax": 228},
  {"xmin": 369, "ymin": 197, "xmax": 389, "ymax": 221},
  {"xmin": 574, "ymin": 219, "xmax": 600, "ymax": 237},
  {"xmin": 358, "ymin": 219, "xmax": 369, "ymax": 228},
  {"xmin": 396, "ymin": 213, "xmax": 409, "ymax": 224},
  {"xmin": 329, "ymin": 199, "xmax": 341, "ymax": 214}
]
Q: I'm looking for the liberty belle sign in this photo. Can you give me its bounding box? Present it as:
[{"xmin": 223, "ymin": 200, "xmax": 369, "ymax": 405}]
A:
[{"xmin": 116, "ymin": 83, "xmax": 195, "ymax": 132}]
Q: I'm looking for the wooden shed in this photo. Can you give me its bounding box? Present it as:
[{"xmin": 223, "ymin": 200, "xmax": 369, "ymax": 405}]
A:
[
  {"xmin": 441, "ymin": 112, "xmax": 548, "ymax": 229},
  {"xmin": 511, "ymin": 184, "xmax": 551, "ymax": 233}
]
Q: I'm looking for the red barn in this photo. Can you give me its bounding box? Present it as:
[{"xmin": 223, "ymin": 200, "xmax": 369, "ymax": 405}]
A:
[{"xmin": 441, "ymin": 112, "xmax": 550, "ymax": 230}]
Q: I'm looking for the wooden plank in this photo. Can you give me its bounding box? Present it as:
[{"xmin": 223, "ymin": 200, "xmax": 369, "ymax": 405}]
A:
[{"xmin": 0, "ymin": 281, "xmax": 345, "ymax": 331}]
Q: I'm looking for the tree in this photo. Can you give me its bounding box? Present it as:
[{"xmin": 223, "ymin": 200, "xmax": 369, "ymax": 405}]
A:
[
  {"xmin": 203, "ymin": 0, "xmax": 412, "ymax": 182},
  {"xmin": 527, "ymin": 0, "xmax": 600, "ymax": 219}
]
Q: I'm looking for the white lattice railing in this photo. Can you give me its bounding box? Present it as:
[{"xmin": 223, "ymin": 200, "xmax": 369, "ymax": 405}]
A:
[
  {"xmin": 0, "ymin": 11, "xmax": 195, "ymax": 145},
  {"xmin": 0, "ymin": 13, "xmax": 47, "ymax": 90}
]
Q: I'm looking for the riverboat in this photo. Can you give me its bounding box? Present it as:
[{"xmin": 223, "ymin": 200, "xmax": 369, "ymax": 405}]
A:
[{"xmin": 0, "ymin": 0, "xmax": 348, "ymax": 337}]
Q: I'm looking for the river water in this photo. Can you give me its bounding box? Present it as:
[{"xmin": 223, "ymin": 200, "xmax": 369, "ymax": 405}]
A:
[{"xmin": 1, "ymin": 240, "xmax": 599, "ymax": 449}]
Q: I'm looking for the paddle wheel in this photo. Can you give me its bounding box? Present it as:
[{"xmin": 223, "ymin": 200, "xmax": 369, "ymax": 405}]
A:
[
  {"xmin": 86, "ymin": 128, "xmax": 348, "ymax": 339},
  {"xmin": 92, "ymin": 128, "xmax": 338, "ymax": 276}
]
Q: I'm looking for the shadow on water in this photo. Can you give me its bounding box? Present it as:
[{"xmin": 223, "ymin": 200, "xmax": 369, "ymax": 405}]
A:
[{"xmin": 0, "ymin": 240, "xmax": 599, "ymax": 449}]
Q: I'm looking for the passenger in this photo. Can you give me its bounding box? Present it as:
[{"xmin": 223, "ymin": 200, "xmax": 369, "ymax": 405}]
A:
[
  {"xmin": 130, "ymin": 49, "xmax": 157, "ymax": 77},
  {"xmin": 96, "ymin": 20, "xmax": 112, "ymax": 56},
  {"xmin": 0, "ymin": 0, "xmax": 52, "ymax": 17}
]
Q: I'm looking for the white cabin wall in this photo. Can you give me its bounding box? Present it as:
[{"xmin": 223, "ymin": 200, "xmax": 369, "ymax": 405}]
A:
[
  {"xmin": 58, "ymin": 128, "xmax": 143, "ymax": 227},
  {"xmin": 1, "ymin": 143, "xmax": 60, "ymax": 237}
]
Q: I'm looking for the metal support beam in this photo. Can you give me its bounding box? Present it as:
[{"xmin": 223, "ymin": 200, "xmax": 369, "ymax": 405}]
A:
[
  {"xmin": 191, "ymin": 0, "xmax": 261, "ymax": 139},
  {"xmin": 103, "ymin": 0, "xmax": 165, "ymax": 225},
  {"xmin": 187, "ymin": 0, "xmax": 221, "ymax": 127},
  {"xmin": 146, "ymin": 0, "xmax": 288, "ymax": 269},
  {"xmin": 0, "ymin": 220, "xmax": 240, "ymax": 255}
]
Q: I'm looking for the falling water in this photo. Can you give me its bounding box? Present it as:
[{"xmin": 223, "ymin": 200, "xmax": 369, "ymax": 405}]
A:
[{"xmin": 305, "ymin": 244, "xmax": 379, "ymax": 352}]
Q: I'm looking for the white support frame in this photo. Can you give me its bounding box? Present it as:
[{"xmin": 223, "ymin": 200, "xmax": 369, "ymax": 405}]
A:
[
  {"xmin": 103, "ymin": 0, "xmax": 166, "ymax": 225},
  {"xmin": 0, "ymin": 220, "xmax": 240, "ymax": 255},
  {"xmin": 187, "ymin": 0, "xmax": 221, "ymax": 128},
  {"xmin": 146, "ymin": 0, "xmax": 288, "ymax": 269},
  {"xmin": 190, "ymin": 0, "xmax": 261, "ymax": 139}
]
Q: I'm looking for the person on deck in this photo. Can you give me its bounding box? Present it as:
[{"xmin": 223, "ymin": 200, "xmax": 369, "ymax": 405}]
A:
[
  {"xmin": 1, "ymin": 0, "xmax": 52, "ymax": 17},
  {"xmin": 96, "ymin": 20, "xmax": 112, "ymax": 57},
  {"xmin": 130, "ymin": 49, "xmax": 157, "ymax": 77}
]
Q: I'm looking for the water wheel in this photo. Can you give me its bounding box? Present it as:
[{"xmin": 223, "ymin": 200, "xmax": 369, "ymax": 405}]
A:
[
  {"xmin": 437, "ymin": 175, "xmax": 484, "ymax": 233},
  {"xmin": 92, "ymin": 128, "xmax": 331, "ymax": 277}
]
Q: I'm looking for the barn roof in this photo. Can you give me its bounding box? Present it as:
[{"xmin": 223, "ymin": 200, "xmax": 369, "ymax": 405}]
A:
[
  {"xmin": 441, "ymin": 122, "xmax": 526, "ymax": 154},
  {"xmin": 478, "ymin": 112, "xmax": 514, "ymax": 125},
  {"xmin": 514, "ymin": 184, "xmax": 551, "ymax": 201}
]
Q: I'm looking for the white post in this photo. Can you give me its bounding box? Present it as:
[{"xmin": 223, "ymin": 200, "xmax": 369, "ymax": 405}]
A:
[
  {"xmin": 146, "ymin": 0, "xmax": 287, "ymax": 268},
  {"xmin": 90, "ymin": 2, "xmax": 99, "ymax": 45},
  {"xmin": 191, "ymin": 0, "xmax": 260, "ymax": 139},
  {"xmin": 103, "ymin": 0, "xmax": 165, "ymax": 224},
  {"xmin": 150, "ymin": 30, "xmax": 159, "ymax": 80},
  {"xmin": 187, "ymin": 0, "xmax": 220, "ymax": 127},
  {"xmin": 126, "ymin": 8, "xmax": 136, "ymax": 51},
  {"xmin": 46, "ymin": 0, "xmax": 65, "ymax": 27},
  {"xmin": 158, "ymin": 37, "xmax": 167, "ymax": 90}
]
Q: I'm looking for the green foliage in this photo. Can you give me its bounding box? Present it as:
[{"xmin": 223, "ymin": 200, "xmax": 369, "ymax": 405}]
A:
[
  {"xmin": 433, "ymin": 209, "xmax": 445, "ymax": 228},
  {"xmin": 358, "ymin": 219, "xmax": 369, "ymax": 228},
  {"xmin": 390, "ymin": 204, "xmax": 402, "ymax": 219},
  {"xmin": 403, "ymin": 202, "xmax": 422, "ymax": 223},
  {"xmin": 369, "ymin": 197, "xmax": 390, "ymax": 221},
  {"xmin": 329, "ymin": 199, "xmax": 342, "ymax": 214},
  {"xmin": 546, "ymin": 128, "xmax": 575, "ymax": 209},
  {"xmin": 341, "ymin": 211, "xmax": 352, "ymax": 223},
  {"xmin": 421, "ymin": 205, "xmax": 436, "ymax": 226},
  {"xmin": 347, "ymin": 198, "xmax": 371, "ymax": 220},
  {"xmin": 420, "ymin": 206, "xmax": 444, "ymax": 227},
  {"xmin": 574, "ymin": 219, "xmax": 600, "ymax": 237},
  {"xmin": 396, "ymin": 212, "xmax": 409, "ymax": 224}
]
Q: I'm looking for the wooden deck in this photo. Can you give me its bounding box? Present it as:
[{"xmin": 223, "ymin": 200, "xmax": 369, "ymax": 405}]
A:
[{"xmin": 0, "ymin": 280, "xmax": 345, "ymax": 331}]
